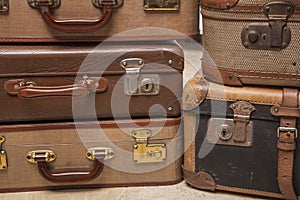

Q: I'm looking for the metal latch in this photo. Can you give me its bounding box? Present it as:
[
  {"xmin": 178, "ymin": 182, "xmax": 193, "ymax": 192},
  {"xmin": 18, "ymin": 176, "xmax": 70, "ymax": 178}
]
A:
[
  {"xmin": 207, "ymin": 101, "xmax": 255, "ymax": 147},
  {"xmin": 0, "ymin": 136, "xmax": 7, "ymax": 170},
  {"xmin": 0, "ymin": 0, "xmax": 8, "ymax": 12},
  {"xmin": 144, "ymin": 0, "xmax": 180, "ymax": 11},
  {"xmin": 241, "ymin": 1, "xmax": 294, "ymax": 49},
  {"xmin": 92, "ymin": 0, "xmax": 123, "ymax": 8},
  {"xmin": 132, "ymin": 129, "xmax": 166, "ymax": 163},
  {"xmin": 86, "ymin": 147, "xmax": 114, "ymax": 161},
  {"xmin": 121, "ymin": 58, "xmax": 159, "ymax": 96}
]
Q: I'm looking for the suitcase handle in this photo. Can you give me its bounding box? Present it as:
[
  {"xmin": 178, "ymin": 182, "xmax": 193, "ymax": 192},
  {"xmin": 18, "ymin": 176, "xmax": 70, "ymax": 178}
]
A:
[
  {"xmin": 37, "ymin": 159, "xmax": 104, "ymax": 183},
  {"xmin": 5, "ymin": 77, "xmax": 108, "ymax": 98},
  {"xmin": 39, "ymin": 5, "xmax": 113, "ymax": 32}
]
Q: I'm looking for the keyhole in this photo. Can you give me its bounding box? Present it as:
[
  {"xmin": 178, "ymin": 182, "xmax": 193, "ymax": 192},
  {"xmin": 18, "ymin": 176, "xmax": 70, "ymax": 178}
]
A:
[
  {"xmin": 141, "ymin": 78, "xmax": 154, "ymax": 92},
  {"xmin": 218, "ymin": 125, "xmax": 233, "ymax": 141}
]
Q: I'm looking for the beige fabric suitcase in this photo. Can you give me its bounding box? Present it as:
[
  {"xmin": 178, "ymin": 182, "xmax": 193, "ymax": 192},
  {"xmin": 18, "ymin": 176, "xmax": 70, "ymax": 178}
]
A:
[
  {"xmin": 0, "ymin": 0, "xmax": 199, "ymax": 42},
  {"xmin": 0, "ymin": 117, "xmax": 182, "ymax": 192}
]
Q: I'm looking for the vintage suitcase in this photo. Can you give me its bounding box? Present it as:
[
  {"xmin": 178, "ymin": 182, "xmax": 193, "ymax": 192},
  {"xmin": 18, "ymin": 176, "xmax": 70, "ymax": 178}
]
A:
[
  {"xmin": 0, "ymin": 117, "xmax": 182, "ymax": 192},
  {"xmin": 0, "ymin": 42, "xmax": 183, "ymax": 123},
  {"xmin": 0, "ymin": 0, "xmax": 199, "ymax": 42},
  {"xmin": 200, "ymin": 0, "xmax": 300, "ymax": 87},
  {"xmin": 183, "ymin": 75, "xmax": 300, "ymax": 199}
]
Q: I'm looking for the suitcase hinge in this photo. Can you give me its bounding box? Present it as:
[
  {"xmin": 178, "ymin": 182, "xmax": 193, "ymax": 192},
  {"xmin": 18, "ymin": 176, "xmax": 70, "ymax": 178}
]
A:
[
  {"xmin": 121, "ymin": 58, "xmax": 159, "ymax": 96},
  {"xmin": 207, "ymin": 101, "xmax": 255, "ymax": 147},
  {"xmin": 132, "ymin": 129, "xmax": 166, "ymax": 163},
  {"xmin": 0, "ymin": 0, "xmax": 8, "ymax": 12},
  {"xmin": 0, "ymin": 136, "xmax": 7, "ymax": 170},
  {"xmin": 144, "ymin": 0, "xmax": 180, "ymax": 11},
  {"xmin": 241, "ymin": 1, "xmax": 294, "ymax": 49}
]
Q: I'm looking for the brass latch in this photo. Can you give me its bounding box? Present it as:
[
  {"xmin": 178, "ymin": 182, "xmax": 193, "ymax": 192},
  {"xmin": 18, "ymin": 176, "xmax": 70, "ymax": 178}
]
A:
[
  {"xmin": 0, "ymin": 136, "xmax": 7, "ymax": 170},
  {"xmin": 207, "ymin": 101, "xmax": 255, "ymax": 147},
  {"xmin": 144, "ymin": 0, "xmax": 180, "ymax": 11},
  {"xmin": 132, "ymin": 129, "xmax": 166, "ymax": 163},
  {"xmin": 241, "ymin": 1, "xmax": 294, "ymax": 49},
  {"xmin": 0, "ymin": 0, "xmax": 8, "ymax": 12},
  {"xmin": 121, "ymin": 58, "xmax": 159, "ymax": 96}
]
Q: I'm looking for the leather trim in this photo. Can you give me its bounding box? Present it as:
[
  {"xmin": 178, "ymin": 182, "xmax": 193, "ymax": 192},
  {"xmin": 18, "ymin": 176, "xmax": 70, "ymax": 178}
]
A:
[
  {"xmin": 183, "ymin": 167, "xmax": 216, "ymax": 191},
  {"xmin": 276, "ymin": 88, "xmax": 298, "ymax": 200},
  {"xmin": 271, "ymin": 105, "xmax": 300, "ymax": 118},
  {"xmin": 183, "ymin": 112, "xmax": 198, "ymax": 173},
  {"xmin": 182, "ymin": 75, "xmax": 209, "ymax": 111},
  {"xmin": 200, "ymin": 0, "xmax": 239, "ymax": 9}
]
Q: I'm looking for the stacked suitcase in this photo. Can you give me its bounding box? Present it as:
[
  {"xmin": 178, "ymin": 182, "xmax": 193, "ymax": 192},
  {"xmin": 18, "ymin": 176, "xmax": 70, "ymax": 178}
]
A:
[
  {"xmin": 0, "ymin": 0, "xmax": 200, "ymax": 192},
  {"xmin": 183, "ymin": 0, "xmax": 300, "ymax": 199}
]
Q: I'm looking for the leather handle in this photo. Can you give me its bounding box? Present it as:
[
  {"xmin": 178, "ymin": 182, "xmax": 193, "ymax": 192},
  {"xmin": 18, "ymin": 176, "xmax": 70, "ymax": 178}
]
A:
[
  {"xmin": 18, "ymin": 84, "xmax": 89, "ymax": 98},
  {"xmin": 37, "ymin": 159, "xmax": 104, "ymax": 183},
  {"xmin": 5, "ymin": 77, "xmax": 108, "ymax": 98},
  {"xmin": 39, "ymin": 5, "xmax": 112, "ymax": 32}
]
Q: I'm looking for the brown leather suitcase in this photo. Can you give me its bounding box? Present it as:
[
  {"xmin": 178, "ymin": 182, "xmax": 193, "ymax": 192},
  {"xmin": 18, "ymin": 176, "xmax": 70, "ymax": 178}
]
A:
[
  {"xmin": 182, "ymin": 75, "xmax": 300, "ymax": 200},
  {"xmin": 200, "ymin": 0, "xmax": 300, "ymax": 87},
  {"xmin": 0, "ymin": 117, "xmax": 182, "ymax": 192},
  {"xmin": 0, "ymin": 42, "xmax": 183, "ymax": 123},
  {"xmin": 0, "ymin": 0, "xmax": 199, "ymax": 43}
]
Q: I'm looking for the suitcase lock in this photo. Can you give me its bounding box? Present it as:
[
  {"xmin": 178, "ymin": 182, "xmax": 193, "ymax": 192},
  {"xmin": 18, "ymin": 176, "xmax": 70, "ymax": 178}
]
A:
[
  {"xmin": 241, "ymin": 1, "xmax": 294, "ymax": 49},
  {"xmin": 121, "ymin": 58, "xmax": 159, "ymax": 96},
  {"xmin": 144, "ymin": 0, "xmax": 180, "ymax": 11},
  {"xmin": 132, "ymin": 129, "xmax": 166, "ymax": 163},
  {"xmin": 0, "ymin": 0, "xmax": 8, "ymax": 12},
  {"xmin": 207, "ymin": 101, "xmax": 255, "ymax": 147}
]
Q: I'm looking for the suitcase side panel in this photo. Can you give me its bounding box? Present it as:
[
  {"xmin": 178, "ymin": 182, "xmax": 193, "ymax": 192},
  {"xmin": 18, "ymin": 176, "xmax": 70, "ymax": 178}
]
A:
[
  {"xmin": 0, "ymin": 0, "xmax": 199, "ymax": 42},
  {"xmin": 0, "ymin": 117, "xmax": 183, "ymax": 191}
]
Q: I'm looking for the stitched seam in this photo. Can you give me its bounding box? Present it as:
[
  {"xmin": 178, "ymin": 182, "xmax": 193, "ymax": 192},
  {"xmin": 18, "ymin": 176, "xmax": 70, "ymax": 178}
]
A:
[{"xmin": 208, "ymin": 97, "xmax": 278, "ymax": 105}]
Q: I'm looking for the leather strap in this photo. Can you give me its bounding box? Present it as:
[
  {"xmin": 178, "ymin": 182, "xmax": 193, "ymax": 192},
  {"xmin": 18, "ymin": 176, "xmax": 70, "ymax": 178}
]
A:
[{"xmin": 277, "ymin": 88, "xmax": 298, "ymax": 200}]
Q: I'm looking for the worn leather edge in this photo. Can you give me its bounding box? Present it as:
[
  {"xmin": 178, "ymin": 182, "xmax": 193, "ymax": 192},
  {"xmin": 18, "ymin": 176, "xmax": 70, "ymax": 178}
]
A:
[
  {"xmin": 200, "ymin": 0, "xmax": 239, "ymax": 9},
  {"xmin": 183, "ymin": 167, "xmax": 216, "ymax": 191},
  {"xmin": 182, "ymin": 75, "xmax": 209, "ymax": 111},
  {"xmin": 0, "ymin": 117, "xmax": 182, "ymax": 132},
  {"xmin": 0, "ymin": 178, "xmax": 183, "ymax": 193},
  {"xmin": 183, "ymin": 111, "xmax": 197, "ymax": 173}
]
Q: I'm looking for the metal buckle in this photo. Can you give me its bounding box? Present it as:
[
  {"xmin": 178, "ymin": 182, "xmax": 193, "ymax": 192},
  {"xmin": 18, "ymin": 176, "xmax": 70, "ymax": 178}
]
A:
[
  {"xmin": 92, "ymin": 0, "xmax": 123, "ymax": 8},
  {"xmin": 277, "ymin": 127, "xmax": 298, "ymax": 139}
]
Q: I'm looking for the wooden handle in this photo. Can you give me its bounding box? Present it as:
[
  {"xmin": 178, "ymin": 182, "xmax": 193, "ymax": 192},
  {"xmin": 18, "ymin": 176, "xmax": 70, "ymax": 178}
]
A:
[
  {"xmin": 39, "ymin": 5, "xmax": 112, "ymax": 32},
  {"xmin": 37, "ymin": 160, "xmax": 104, "ymax": 183}
]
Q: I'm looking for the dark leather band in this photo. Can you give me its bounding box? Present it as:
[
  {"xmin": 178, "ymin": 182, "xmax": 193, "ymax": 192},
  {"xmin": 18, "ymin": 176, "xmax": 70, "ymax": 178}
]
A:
[{"xmin": 277, "ymin": 88, "xmax": 298, "ymax": 200}]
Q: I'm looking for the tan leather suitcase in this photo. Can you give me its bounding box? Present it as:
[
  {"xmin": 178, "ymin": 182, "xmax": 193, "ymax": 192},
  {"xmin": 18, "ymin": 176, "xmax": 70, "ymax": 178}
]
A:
[
  {"xmin": 200, "ymin": 0, "xmax": 300, "ymax": 87},
  {"xmin": 0, "ymin": 0, "xmax": 199, "ymax": 42},
  {"xmin": 183, "ymin": 75, "xmax": 300, "ymax": 200},
  {"xmin": 0, "ymin": 117, "xmax": 182, "ymax": 192},
  {"xmin": 0, "ymin": 42, "xmax": 183, "ymax": 123}
]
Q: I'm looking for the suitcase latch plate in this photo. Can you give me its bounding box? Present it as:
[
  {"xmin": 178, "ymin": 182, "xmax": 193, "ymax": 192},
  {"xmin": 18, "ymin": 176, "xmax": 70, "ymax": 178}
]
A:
[
  {"xmin": 132, "ymin": 129, "xmax": 166, "ymax": 163},
  {"xmin": 0, "ymin": 136, "xmax": 7, "ymax": 170},
  {"xmin": 0, "ymin": 0, "xmax": 8, "ymax": 12},
  {"xmin": 144, "ymin": 0, "xmax": 180, "ymax": 11},
  {"xmin": 207, "ymin": 101, "xmax": 255, "ymax": 147},
  {"xmin": 241, "ymin": 1, "xmax": 294, "ymax": 49},
  {"xmin": 121, "ymin": 58, "xmax": 160, "ymax": 96}
]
